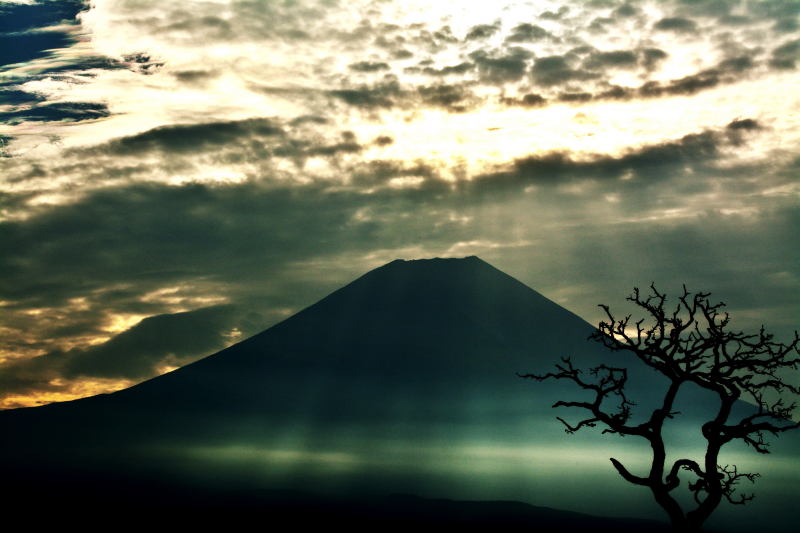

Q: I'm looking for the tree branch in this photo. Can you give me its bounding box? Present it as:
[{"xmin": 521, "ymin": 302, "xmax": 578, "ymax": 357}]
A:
[
  {"xmin": 610, "ymin": 458, "xmax": 650, "ymax": 486},
  {"xmin": 518, "ymin": 357, "xmax": 648, "ymax": 438},
  {"xmin": 664, "ymin": 459, "xmax": 705, "ymax": 492}
]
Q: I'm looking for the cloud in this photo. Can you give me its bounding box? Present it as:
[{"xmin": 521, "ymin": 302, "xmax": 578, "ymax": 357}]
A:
[
  {"xmin": 612, "ymin": 4, "xmax": 637, "ymax": 18},
  {"xmin": 0, "ymin": 102, "xmax": 110, "ymax": 124},
  {"xmin": 406, "ymin": 62, "xmax": 474, "ymax": 77},
  {"xmin": 464, "ymin": 23, "xmax": 500, "ymax": 41},
  {"xmin": 349, "ymin": 61, "xmax": 391, "ymax": 73},
  {"xmin": 329, "ymin": 83, "xmax": 401, "ymax": 109},
  {"xmin": 470, "ymin": 126, "xmax": 743, "ymax": 192},
  {"xmin": 653, "ymin": 17, "xmax": 698, "ymax": 33},
  {"xmin": 0, "ymin": 304, "xmax": 262, "ymax": 401},
  {"xmin": 501, "ymin": 93, "xmax": 547, "ymax": 107},
  {"xmin": 94, "ymin": 118, "xmax": 284, "ymax": 155},
  {"xmin": 63, "ymin": 305, "xmax": 247, "ymax": 380},
  {"xmin": 583, "ymin": 50, "xmax": 638, "ymax": 70},
  {"xmin": 1, "ymin": 126, "xmax": 797, "ymax": 407},
  {"xmin": 770, "ymin": 39, "xmax": 800, "ymax": 69},
  {"xmin": 505, "ymin": 23, "xmax": 552, "ymax": 43},
  {"xmin": 531, "ymin": 55, "xmax": 598, "ymax": 86},
  {"xmin": 470, "ymin": 48, "xmax": 532, "ymax": 83},
  {"xmin": 727, "ymin": 118, "xmax": 760, "ymax": 131},
  {"xmin": 772, "ymin": 17, "xmax": 798, "ymax": 33},
  {"xmin": 416, "ymin": 84, "xmax": 474, "ymax": 111},
  {"xmin": 0, "ymin": 135, "xmax": 13, "ymax": 157},
  {"xmin": 0, "ymin": 87, "xmax": 45, "ymax": 105},
  {"xmin": 558, "ymin": 91, "xmax": 592, "ymax": 102}
]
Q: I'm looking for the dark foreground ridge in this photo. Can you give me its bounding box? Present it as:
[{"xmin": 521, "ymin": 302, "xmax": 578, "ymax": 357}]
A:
[{"xmin": 9, "ymin": 479, "xmax": 676, "ymax": 533}]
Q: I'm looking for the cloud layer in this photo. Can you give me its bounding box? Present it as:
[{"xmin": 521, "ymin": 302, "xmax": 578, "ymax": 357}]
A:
[{"xmin": 1, "ymin": 0, "xmax": 798, "ymax": 407}]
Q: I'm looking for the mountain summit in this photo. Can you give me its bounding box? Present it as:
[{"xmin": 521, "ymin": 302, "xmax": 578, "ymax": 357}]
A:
[{"xmin": 92, "ymin": 255, "xmax": 598, "ymax": 415}]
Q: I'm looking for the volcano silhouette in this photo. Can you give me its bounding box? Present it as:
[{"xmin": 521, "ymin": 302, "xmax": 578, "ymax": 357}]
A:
[{"xmin": 1, "ymin": 257, "xmax": 796, "ymax": 532}]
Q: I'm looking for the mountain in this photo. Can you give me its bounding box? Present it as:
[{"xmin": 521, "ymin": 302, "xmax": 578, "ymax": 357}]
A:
[{"xmin": 1, "ymin": 257, "xmax": 796, "ymax": 531}]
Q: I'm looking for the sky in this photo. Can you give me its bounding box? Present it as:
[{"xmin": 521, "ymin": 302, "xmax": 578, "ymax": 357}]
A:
[{"xmin": 0, "ymin": 0, "xmax": 798, "ymax": 410}]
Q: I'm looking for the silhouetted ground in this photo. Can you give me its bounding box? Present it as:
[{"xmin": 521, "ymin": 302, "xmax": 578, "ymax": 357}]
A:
[{"xmin": 2, "ymin": 474, "xmax": 682, "ymax": 532}]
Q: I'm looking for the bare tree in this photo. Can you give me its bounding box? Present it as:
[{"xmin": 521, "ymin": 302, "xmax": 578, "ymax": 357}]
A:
[{"xmin": 520, "ymin": 284, "xmax": 800, "ymax": 531}]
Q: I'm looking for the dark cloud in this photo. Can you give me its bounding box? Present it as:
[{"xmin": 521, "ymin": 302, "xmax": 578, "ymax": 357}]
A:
[
  {"xmin": 289, "ymin": 115, "xmax": 329, "ymax": 127},
  {"xmin": 464, "ymin": 23, "xmax": 499, "ymax": 41},
  {"xmin": 417, "ymin": 84, "xmax": 473, "ymax": 111},
  {"xmin": 773, "ymin": 17, "xmax": 798, "ymax": 33},
  {"xmin": 330, "ymin": 79, "xmax": 480, "ymax": 112},
  {"xmin": 391, "ymin": 48, "xmax": 413, "ymax": 59},
  {"xmin": 172, "ymin": 70, "xmax": 219, "ymax": 85},
  {"xmin": 583, "ymin": 50, "xmax": 638, "ymax": 70},
  {"xmin": 639, "ymin": 71, "xmax": 719, "ymax": 96},
  {"xmin": 329, "ymin": 82, "xmax": 401, "ymax": 109},
  {"xmin": 0, "ymin": 89, "xmax": 46, "ymax": 106},
  {"xmin": 501, "ymin": 93, "xmax": 547, "ymax": 107},
  {"xmin": 405, "ymin": 62, "xmax": 473, "ymax": 77},
  {"xmin": 597, "ymin": 85, "xmax": 631, "ymax": 100},
  {"xmin": 770, "ymin": 39, "xmax": 800, "ymax": 69},
  {"xmin": 304, "ymin": 139, "xmax": 362, "ymax": 157},
  {"xmin": 0, "ymin": 134, "xmax": 12, "ymax": 157},
  {"xmin": 470, "ymin": 48, "xmax": 532, "ymax": 83},
  {"xmin": 94, "ymin": 118, "xmax": 284, "ymax": 155},
  {"xmin": 717, "ymin": 15, "xmax": 751, "ymax": 26},
  {"xmin": 749, "ymin": 0, "xmax": 800, "ymax": 22},
  {"xmin": 506, "ymin": 23, "xmax": 551, "ymax": 43},
  {"xmin": 0, "ymin": 102, "xmax": 110, "ymax": 125},
  {"xmin": 727, "ymin": 118, "xmax": 760, "ymax": 131},
  {"xmin": 724, "ymin": 119, "xmax": 762, "ymax": 146},
  {"xmin": 0, "ymin": 163, "xmax": 464, "ymax": 359},
  {"xmin": 405, "ymin": 24, "xmax": 459, "ymax": 54},
  {"xmin": 613, "ymin": 4, "xmax": 637, "ymax": 18},
  {"xmin": 531, "ymin": 55, "xmax": 598, "ymax": 86},
  {"xmin": 119, "ymin": 53, "xmax": 164, "ymax": 75},
  {"xmin": 0, "ymin": 305, "xmax": 264, "ymax": 396},
  {"xmin": 540, "ymin": 6, "xmax": 569, "ymax": 20},
  {"xmin": 473, "ymin": 129, "xmax": 728, "ymax": 190},
  {"xmin": 64, "ymin": 305, "xmax": 247, "ymax": 380},
  {"xmin": 637, "ymin": 53, "xmax": 757, "ymax": 97},
  {"xmin": 587, "ymin": 17, "xmax": 615, "ymax": 33},
  {"xmin": 653, "ymin": 17, "xmax": 698, "ymax": 33},
  {"xmin": 717, "ymin": 55, "xmax": 755, "ymax": 72},
  {"xmin": 349, "ymin": 61, "xmax": 391, "ymax": 73},
  {"xmin": 558, "ymin": 91, "xmax": 592, "ymax": 103},
  {"xmin": 36, "ymin": 55, "xmax": 126, "ymax": 75}
]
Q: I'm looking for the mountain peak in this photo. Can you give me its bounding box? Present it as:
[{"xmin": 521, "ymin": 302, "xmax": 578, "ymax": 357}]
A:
[{"xmin": 385, "ymin": 255, "xmax": 483, "ymax": 266}]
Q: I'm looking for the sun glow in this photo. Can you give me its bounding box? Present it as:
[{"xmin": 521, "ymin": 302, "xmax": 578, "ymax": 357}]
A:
[{"xmin": 0, "ymin": 377, "xmax": 133, "ymax": 410}]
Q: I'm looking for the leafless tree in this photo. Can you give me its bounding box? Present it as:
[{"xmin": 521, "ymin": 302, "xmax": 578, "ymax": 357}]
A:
[{"xmin": 520, "ymin": 284, "xmax": 800, "ymax": 531}]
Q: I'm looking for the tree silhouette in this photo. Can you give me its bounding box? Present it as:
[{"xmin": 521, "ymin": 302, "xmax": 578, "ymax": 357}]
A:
[{"xmin": 520, "ymin": 284, "xmax": 800, "ymax": 531}]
